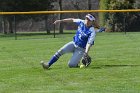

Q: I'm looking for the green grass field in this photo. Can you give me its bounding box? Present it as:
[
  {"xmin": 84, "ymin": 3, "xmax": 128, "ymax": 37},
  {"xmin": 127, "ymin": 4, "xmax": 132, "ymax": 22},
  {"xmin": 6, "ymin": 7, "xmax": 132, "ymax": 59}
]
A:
[{"xmin": 0, "ymin": 32, "xmax": 140, "ymax": 93}]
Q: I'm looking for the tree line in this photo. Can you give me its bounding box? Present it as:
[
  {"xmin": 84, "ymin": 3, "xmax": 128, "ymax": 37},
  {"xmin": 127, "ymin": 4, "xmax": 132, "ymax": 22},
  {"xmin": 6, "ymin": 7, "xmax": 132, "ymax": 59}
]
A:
[
  {"xmin": 100, "ymin": 0, "xmax": 140, "ymax": 32},
  {"xmin": 0, "ymin": 0, "xmax": 139, "ymax": 34}
]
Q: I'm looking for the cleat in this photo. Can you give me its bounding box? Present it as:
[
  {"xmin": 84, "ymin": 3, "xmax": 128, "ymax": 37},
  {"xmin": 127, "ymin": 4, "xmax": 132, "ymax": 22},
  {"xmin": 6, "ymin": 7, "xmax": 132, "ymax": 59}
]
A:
[{"xmin": 40, "ymin": 61, "xmax": 49, "ymax": 69}]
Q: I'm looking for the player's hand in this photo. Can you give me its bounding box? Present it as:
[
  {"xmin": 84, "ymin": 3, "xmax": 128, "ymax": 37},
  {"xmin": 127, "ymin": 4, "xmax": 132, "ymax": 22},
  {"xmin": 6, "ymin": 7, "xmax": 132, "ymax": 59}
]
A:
[
  {"xmin": 53, "ymin": 20, "xmax": 62, "ymax": 24},
  {"xmin": 83, "ymin": 52, "xmax": 88, "ymax": 57},
  {"xmin": 98, "ymin": 27, "xmax": 106, "ymax": 32}
]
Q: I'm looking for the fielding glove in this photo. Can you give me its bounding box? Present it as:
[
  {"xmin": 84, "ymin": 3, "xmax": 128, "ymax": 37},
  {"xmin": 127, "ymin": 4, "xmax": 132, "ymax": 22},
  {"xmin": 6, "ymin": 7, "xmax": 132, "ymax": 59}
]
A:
[{"xmin": 82, "ymin": 53, "xmax": 91, "ymax": 67}]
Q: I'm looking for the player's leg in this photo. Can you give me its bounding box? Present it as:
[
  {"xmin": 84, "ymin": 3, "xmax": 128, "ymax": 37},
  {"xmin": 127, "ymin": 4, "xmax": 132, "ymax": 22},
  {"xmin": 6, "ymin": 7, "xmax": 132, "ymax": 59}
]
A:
[
  {"xmin": 48, "ymin": 41, "xmax": 75, "ymax": 66},
  {"xmin": 68, "ymin": 47, "xmax": 85, "ymax": 67},
  {"xmin": 41, "ymin": 41, "xmax": 75, "ymax": 69}
]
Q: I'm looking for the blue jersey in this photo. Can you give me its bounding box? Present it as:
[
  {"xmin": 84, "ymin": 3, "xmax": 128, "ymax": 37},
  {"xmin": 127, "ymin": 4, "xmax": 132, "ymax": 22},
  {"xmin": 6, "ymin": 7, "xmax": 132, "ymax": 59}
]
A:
[{"xmin": 73, "ymin": 19, "xmax": 96, "ymax": 48}]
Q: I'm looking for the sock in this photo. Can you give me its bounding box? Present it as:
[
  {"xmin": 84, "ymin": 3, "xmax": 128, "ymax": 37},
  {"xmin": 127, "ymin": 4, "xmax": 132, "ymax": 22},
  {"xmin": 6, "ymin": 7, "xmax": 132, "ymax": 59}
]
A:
[{"xmin": 48, "ymin": 52, "xmax": 61, "ymax": 67}]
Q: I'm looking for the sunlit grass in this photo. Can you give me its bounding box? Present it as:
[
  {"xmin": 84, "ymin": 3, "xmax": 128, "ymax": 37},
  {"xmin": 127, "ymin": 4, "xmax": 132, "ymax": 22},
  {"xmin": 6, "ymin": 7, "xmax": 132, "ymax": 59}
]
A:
[{"xmin": 0, "ymin": 32, "xmax": 139, "ymax": 93}]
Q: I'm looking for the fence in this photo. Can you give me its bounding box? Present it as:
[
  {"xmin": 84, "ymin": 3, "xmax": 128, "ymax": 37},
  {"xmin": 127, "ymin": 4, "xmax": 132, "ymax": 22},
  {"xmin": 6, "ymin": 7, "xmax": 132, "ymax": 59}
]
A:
[{"xmin": 0, "ymin": 9, "xmax": 140, "ymax": 39}]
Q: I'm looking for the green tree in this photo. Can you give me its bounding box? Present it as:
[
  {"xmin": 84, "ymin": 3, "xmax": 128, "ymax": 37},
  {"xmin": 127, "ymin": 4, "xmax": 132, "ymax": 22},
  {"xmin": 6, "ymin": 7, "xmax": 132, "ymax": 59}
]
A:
[
  {"xmin": 58, "ymin": 0, "xmax": 64, "ymax": 34},
  {"xmin": 100, "ymin": 0, "xmax": 140, "ymax": 32},
  {"xmin": 99, "ymin": 0, "xmax": 110, "ymax": 27}
]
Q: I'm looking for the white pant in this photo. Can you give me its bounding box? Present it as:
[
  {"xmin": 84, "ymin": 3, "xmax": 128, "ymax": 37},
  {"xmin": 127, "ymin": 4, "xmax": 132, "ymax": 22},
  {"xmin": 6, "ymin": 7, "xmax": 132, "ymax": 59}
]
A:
[{"xmin": 57, "ymin": 41, "xmax": 85, "ymax": 67}]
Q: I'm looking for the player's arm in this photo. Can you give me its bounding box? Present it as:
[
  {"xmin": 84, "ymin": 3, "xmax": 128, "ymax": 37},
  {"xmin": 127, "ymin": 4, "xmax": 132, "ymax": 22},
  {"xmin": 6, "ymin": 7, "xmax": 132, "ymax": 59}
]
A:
[
  {"xmin": 53, "ymin": 18, "xmax": 74, "ymax": 24},
  {"xmin": 93, "ymin": 21, "xmax": 106, "ymax": 32},
  {"xmin": 85, "ymin": 28, "xmax": 96, "ymax": 55},
  {"xmin": 85, "ymin": 43, "xmax": 91, "ymax": 54}
]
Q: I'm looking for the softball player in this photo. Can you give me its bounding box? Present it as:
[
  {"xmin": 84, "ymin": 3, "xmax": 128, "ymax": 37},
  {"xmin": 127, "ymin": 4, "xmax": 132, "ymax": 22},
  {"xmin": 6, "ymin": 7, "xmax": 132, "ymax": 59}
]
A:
[{"xmin": 41, "ymin": 14, "xmax": 97, "ymax": 69}]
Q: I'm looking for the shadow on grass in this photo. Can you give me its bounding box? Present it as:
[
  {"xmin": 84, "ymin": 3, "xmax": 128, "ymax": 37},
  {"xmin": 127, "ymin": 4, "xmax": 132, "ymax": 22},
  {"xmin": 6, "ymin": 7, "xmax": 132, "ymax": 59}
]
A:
[{"xmin": 91, "ymin": 64, "xmax": 140, "ymax": 69}]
